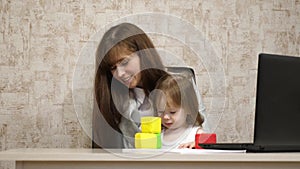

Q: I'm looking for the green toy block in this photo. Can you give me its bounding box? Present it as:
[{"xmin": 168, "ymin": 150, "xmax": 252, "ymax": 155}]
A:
[
  {"xmin": 135, "ymin": 133, "xmax": 161, "ymax": 149},
  {"xmin": 141, "ymin": 116, "xmax": 161, "ymax": 134}
]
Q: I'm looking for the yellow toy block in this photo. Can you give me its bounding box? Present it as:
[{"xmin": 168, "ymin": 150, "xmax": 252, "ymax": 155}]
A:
[
  {"xmin": 141, "ymin": 116, "xmax": 161, "ymax": 134},
  {"xmin": 135, "ymin": 133, "xmax": 161, "ymax": 149}
]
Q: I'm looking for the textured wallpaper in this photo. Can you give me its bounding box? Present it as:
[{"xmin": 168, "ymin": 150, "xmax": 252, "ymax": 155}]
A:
[{"xmin": 0, "ymin": 0, "xmax": 300, "ymax": 168}]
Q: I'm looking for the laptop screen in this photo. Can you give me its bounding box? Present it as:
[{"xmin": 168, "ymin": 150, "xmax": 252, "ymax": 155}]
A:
[{"xmin": 254, "ymin": 53, "xmax": 300, "ymax": 146}]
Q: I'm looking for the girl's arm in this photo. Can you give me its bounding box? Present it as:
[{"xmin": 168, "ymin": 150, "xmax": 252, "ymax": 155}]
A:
[{"xmin": 178, "ymin": 127, "xmax": 204, "ymax": 149}]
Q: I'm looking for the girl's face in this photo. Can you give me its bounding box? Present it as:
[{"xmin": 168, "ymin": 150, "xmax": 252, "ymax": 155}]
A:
[
  {"xmin": 110, "ymin": 52, "xmax": 142, "ymax": 88},
  {"xmin": 157, "ymin": 100, "xmax": 187, "ymax": 130}
]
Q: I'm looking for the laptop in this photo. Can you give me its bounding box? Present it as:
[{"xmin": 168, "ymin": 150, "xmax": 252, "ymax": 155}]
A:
[{"xmin": 199, "ymin": 53, "xmax": 300, "ymax": 152}]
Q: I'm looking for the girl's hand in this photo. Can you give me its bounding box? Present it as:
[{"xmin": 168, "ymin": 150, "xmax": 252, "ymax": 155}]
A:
[{"xmin": 178, "ymin": 142, "xmax": 195, "ymax": 149}]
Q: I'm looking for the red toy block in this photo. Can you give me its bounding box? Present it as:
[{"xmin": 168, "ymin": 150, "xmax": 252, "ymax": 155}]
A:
[{"xmin": 195, "ymin": 133, "xmax": 217, "ymax": 149}]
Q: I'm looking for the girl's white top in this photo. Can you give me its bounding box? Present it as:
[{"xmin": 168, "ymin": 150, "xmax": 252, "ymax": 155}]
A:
[{"xmin": 161, "ymin": 126, "xmax": 200, "ymax": 149}]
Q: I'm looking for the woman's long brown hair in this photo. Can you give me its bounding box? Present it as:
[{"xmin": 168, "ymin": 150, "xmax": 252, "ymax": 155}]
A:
[{"xmin": 94, "ymin": 23, "xmax": 167, "ymax": 134}]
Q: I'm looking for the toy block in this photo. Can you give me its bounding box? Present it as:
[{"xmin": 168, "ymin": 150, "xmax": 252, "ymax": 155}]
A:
[
  {"xmin": 195, "ymin": 133, "xmax": 217, "ymax": 149},
  {"xmin": 135, "ymin": 133, "xmax": 161, "ymax": 149},
  {"xmin": 141, "ymin": 116, "xmax": 161, "ymax": 134}
]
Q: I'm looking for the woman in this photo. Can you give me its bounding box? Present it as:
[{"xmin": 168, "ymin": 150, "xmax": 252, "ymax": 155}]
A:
[{"xmin": 93, "ymin": 23, "xmax": 206, "ymax": 148}]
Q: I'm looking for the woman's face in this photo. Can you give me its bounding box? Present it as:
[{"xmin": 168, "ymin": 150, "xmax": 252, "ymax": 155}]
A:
[{"xmin": 110, "ymin": 52, "xmax": 142, "ymax": 88}]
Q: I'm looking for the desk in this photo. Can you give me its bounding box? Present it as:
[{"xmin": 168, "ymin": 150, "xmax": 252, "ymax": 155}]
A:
[{"xmin": 1, "ymin": 149, "xmax": 300, "ymax": 169}]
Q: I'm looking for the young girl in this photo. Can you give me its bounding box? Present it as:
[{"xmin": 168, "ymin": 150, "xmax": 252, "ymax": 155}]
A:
[{"xmin": 153, "ymin": 74, "xmax": 204, "ymax": 149}]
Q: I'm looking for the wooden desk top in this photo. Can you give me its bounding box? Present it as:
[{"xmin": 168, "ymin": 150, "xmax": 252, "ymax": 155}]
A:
[{"xmin": 1, "ymin": 148, "xmax": 300, "ymax": 162}]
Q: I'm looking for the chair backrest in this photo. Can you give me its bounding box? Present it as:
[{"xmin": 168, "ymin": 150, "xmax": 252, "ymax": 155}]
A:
[{"xmin": 166, "ymin": 66, "xmax": 196, "ymax": 82}]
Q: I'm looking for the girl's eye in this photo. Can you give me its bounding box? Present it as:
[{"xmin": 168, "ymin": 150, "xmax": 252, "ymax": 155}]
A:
[{"xmin": 157, "ymin": 111, "xmax": 164, "ymax": 116}]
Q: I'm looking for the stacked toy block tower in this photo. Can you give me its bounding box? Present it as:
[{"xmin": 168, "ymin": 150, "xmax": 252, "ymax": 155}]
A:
[{"xmin": 135, "ymin": 117, "xmax": 161, "ymax": 149}]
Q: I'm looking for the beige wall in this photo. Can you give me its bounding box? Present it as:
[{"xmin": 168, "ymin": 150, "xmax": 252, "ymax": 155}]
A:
[{"xmin": 0, "ymin": 0, "xmax": 299, "ymax": 168}]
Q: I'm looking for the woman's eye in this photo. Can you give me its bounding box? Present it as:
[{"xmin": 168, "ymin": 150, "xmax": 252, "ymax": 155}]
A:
[
  {"xmin": 120, "ymin": 58, "xmax": 129, "ymax": 66},
  {"xmin": 110, "ymin": 65, "xmax": 116, "ymax": 71}
]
